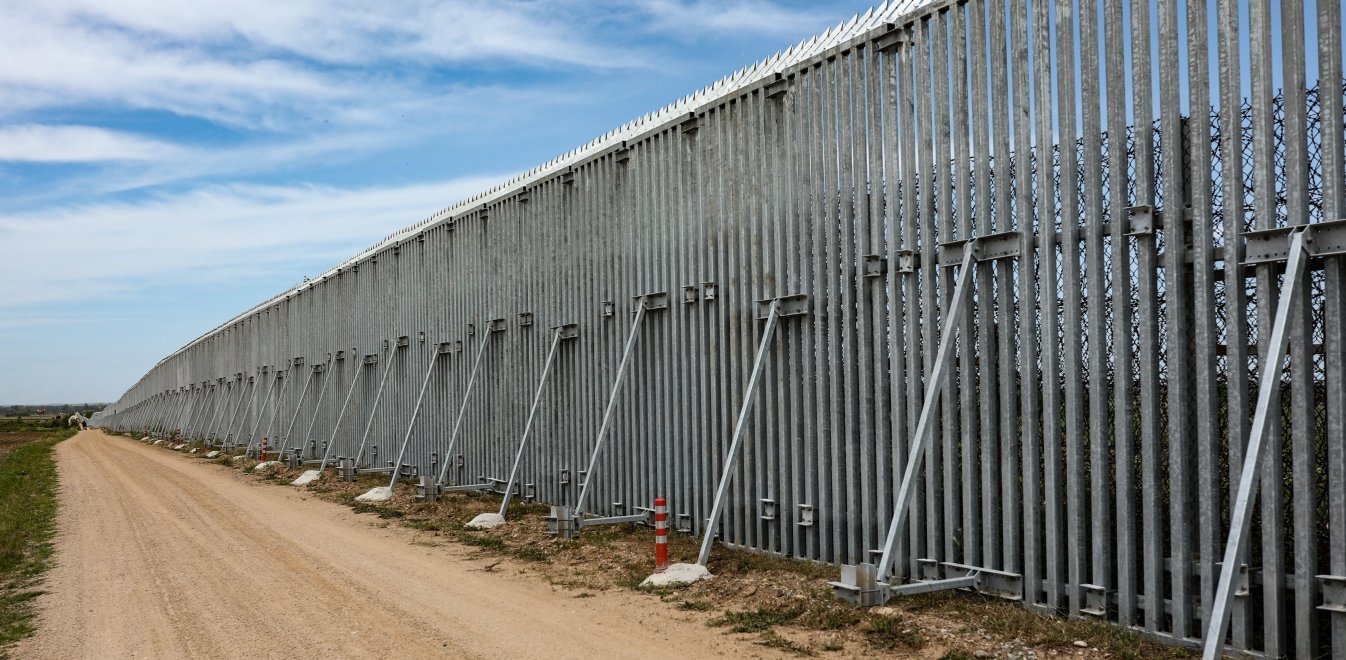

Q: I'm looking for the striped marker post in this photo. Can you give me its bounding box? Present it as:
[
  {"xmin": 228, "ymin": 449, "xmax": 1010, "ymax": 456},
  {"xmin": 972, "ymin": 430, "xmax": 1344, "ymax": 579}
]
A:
[
  {"xmin": 654, "ymin": 497, "xmax": 668, "ymax": 572},
  {"xmin": 261, "ymin": 437, "xmax": 268, "ymax": 462}
]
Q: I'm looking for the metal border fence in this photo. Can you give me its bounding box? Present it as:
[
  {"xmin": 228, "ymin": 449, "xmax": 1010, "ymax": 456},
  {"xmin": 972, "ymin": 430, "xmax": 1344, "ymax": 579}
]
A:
[{"xmin": 93, "ymin": 0, "xmax": 1345, "ymax": 656}]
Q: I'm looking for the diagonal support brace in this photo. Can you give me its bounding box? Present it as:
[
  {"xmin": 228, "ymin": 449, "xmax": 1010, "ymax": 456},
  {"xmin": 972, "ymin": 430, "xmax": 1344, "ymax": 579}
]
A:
[
  {"xmin": 1203, "ymin": 229, "xmax": 1311, "ymax": 660},
  {"xmin": 697, "ymin": 294, "xmax": 808, "ymax": 566},
  {"xmin": 835, "ymin": 244, "xmax": 983, "ymax": 604},
  {"xmin": 498, "ymin": 323, "xmax": 578, "ymax": 518},
  {"xmin": 572, "ymin": 292, "xmax": 668, "ymax": 521},
  {"xmin": 435, "ymin": 319, "xmax": 506, "ymax": 486}
]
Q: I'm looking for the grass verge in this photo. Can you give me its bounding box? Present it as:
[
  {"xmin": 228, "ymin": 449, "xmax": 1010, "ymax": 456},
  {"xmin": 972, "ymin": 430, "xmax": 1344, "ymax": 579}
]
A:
[{"xmin": 0, "ymin": 427, "xmax": 74, "ymax": 657}]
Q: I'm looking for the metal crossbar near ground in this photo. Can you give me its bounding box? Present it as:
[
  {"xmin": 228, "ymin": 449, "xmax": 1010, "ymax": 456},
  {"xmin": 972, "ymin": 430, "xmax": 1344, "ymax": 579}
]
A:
[{"xmin": 94, "ymin": 0, "xmax": 1346, "ymax": 656}]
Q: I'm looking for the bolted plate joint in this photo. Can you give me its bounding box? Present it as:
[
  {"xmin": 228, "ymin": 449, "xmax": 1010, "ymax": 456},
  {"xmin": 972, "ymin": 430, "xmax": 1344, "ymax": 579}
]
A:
[
  {"xmin": 937, "ymin": 230, "xmax": 1023, "ymax": 267},
  {"xmin": 552, "ymin": 323, "xmax": 580, "ymax": 340},
  {"xmin": 863, "ymin": 254, "xmax": 888, "ymax": 277},
  {"xmin": 1243, "ymin": 218, "xmax": 1346, "ymax": 265},
  {"xmin": 637, "ymin": 291, "xmax": 670, "ymax": 310},
  {"xmin": 756, "ymin": 294, "xmax": 809, "ymax": 319}
]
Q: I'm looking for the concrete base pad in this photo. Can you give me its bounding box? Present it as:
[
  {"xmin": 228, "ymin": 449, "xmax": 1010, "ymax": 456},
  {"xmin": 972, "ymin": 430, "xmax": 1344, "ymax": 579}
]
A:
[
  {"xmin": 152, "ymin": 439, "xmax": 164, "ymax": 446},
  {"xmin": 640, "ymin": 563, "xmax": 713, "ymax": 587},
  {"xmin": 252, "ymin": 461, "xmax": 281, "ymax": 472},
  {"xmin": 172, "ymin": 444, "xmax": 186, "ymax": 451},
  {"xmin": 189, "ymin": 448, "xmax": 198, "ymax": 454},
  {"xmin": 205, "ymin": 451, "xmax": 221, "ymax": 458},
  {"xmin": 291, "ymin": 470, "xmax": 321, "ymax": 486},
  {"xmin": 140, "ymin": 436, "xmax": 150, "ymax": 442},
  {"xmin": 465, "ymin": 512, "xmax": 506, "ymax": 529},
  {"xmin": 231, "ymin": 456, "xmax": 246, "ymax": 462},
  {"xmin": 356, "ymin": 486, "xmax": 393, "ymax": 502}
]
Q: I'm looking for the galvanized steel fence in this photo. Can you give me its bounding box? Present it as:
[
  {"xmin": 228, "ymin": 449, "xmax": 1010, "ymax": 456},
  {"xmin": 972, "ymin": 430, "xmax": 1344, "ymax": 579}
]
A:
[{"xmin": 93, "ymin": 0, "xmax": 1345, "ymax": 656}]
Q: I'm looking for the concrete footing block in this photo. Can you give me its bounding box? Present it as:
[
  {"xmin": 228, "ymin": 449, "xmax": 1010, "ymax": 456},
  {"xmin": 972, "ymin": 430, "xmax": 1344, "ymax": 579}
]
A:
[
  {"xmin": 252, "ymin": 461, "xmax": 281, "ymax": 472},
  {"xmin": 465, "ymin": 512, "xmax": 506, "ymax": 529},
  {"xmin": 206, "ymin": 451, "xmax": 221, "ymax": 458},
  {"xmin": 356, "ymin": 486, "xmax": 393, "ymax": 502},
  {"xmin": 640, "ymin": 563, "xmax": 713, "ymax": 587},
  {"xmin": 292, "ymin": 469, "xmax": 321, "ymax": 486}
]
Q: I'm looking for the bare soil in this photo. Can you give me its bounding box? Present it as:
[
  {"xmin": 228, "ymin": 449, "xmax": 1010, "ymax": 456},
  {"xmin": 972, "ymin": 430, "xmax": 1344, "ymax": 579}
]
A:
[
  {"xmin": 21, "ymin": 430, "xmax": 1192, "ymax": 659},
  {"xmin": 14, "ymin": 431, "xmax": 792, "ymax": 659}
]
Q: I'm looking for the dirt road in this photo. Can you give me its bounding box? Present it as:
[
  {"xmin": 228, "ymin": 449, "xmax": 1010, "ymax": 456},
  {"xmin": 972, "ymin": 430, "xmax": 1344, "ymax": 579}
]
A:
[{"xmin": 16, "ymin": 430, "xmax": 780, "ymax": 659}]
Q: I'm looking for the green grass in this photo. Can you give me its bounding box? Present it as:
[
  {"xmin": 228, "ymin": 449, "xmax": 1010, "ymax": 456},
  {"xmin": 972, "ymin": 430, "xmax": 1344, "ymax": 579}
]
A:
[
  {"xmin": 0, "ymin": 428, "xmax": 74, "ymax": 657},
  {"xmin": 708, "ymin": 605, "xmax": 806, "ymax": 633}
]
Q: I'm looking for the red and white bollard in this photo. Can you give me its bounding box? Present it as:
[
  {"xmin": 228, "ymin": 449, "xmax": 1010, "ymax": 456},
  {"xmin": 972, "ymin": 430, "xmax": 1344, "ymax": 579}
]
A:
[
  {"xmin": 654, "ymin": 497, "xmax": 669, "ymax": 572},
  {"xmin": 260, "ymin": 437, "xmax": 268, "ymax": 462}
]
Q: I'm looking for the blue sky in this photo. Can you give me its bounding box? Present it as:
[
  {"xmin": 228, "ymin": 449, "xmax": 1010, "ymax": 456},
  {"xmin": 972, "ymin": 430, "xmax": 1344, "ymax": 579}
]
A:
[{"xmin": 0, "ymin": 0, "xmax": 883, "ymax": 404}]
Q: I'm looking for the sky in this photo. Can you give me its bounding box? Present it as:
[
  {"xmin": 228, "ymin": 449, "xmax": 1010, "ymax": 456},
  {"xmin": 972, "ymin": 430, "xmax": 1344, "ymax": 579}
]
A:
[{"xmin": 0, "ymin": 0, "xmax": 884, "ymax": 404}]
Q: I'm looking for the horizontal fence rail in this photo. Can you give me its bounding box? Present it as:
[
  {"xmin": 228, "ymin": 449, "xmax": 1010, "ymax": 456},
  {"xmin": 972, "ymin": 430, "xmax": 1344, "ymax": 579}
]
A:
[{"xmin": 94, "ymin": 0, "xmax": 1345, "ymax": 656}]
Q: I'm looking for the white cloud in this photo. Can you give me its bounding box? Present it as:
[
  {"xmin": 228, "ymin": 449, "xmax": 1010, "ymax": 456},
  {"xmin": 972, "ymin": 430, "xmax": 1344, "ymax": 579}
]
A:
[
  {"xmin": 0, "ymin": 175, "xmax": 510, "ymax": 307},
  {"xmin": 0, "ymin": 0, "xmax": 643, "ymax": 131},
  {"xmin": 0, "ymin": 125, "xmax": 186, "ymax": 163},
  {"xmin": 630, "ymin": 0, "xmax": 835, "ymax": 38}
]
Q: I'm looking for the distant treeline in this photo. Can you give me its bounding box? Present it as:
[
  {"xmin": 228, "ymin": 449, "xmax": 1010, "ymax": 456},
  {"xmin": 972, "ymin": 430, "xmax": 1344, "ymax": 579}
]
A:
[{"xmin": 0, "ymin": 404, "xmax": 106, "ymax": 416}]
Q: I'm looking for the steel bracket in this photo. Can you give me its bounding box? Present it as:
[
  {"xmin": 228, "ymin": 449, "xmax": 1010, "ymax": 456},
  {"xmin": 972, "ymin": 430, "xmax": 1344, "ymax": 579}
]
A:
[
  {"xmin": 552, "ymin": 323, "xmax": 580, "ymax": 340},
  {"xmin": 363, "ymin": 353, "xmax": 378, "ymax": 364},
  {"xmin": 862, "ymin": 254, "xmax": 888, "ymax": 277},
  {"xmin": 829, "ymin": 563, "xmax": 890, "ymax": 607},
  {"xmin": 764, "ymin": 74, "xmax": 790, "ymax": 99},
  {"xmin": 756, "ymin": 294, "xmax": 808, "ymax": 319},
  {"xmin": 1242, "ymin": 219, "xmax": 1346, "ymax": 265},
  {"xmin": 1215, "ymin": 560, "xmax": 1251, "ymax": 597},
  {"xmin": 1123, "ymin": 205, "xmax": 1161, "ymax": 236},
  {"xmin": 518, "ymin": 312, "xmax": 534, "ymax": 327},
  {"xmin": 937, "ymin": 230, "xmax": 1023, "ymax": 267},
  {"xmin": 312, "ymin": 364, "xmax": 325, "ymax": 373},
  {"xmin": 681, "ymin": 285, "xmax": 699, "ymax": 304},
  {"xmin": 417, "ymin": 331, "xmax": 426, "ymax": 343},
  {"xmin": 1081, "ymin": 583, "xmax": 1108, "ymax": 617},
  {"xmin": 335, "ymin": 350, "xmax": 346, "ymax": 361},
  {"xmin": 675, "ymin": 512, "xmax": 692, "ymax": 533},
  {"xmin": 760, "ymin": 498, "xmax": 777, "ymax": 520},
  {"xmin": 939, "ymin": 562, "xmax": 1023, "ymax": 600},
  {"xmin": 601, "ymin": 300, "xmax": 615, "ymax": 317},
  {"xmin": 488, "ymin": 318, "xmax": 508, "ymax": 333},
  {"xmin": 874, "ymin": 24, "xmax": 904, "ymax": 52},
  {"xmin": 546, "ymin": 505, "xmax": 578, "ymax": 538},
  {"xmin": 438, "ymin": 341, "xmax": 460, "ymax": 354},
  {"xmin": 796, "ymin": 503, "xmax": 814, "ymax": 527},
  {"xmin": 895, "ymin": 249, "xmax": 919, "ymax": 273},
  {"xmin": 680, "ymin": 113, "xmax": 700, "ymax": 135},
  {"xmin": 1318, "ymin": 575, "xmax": 1346, "ymax": 613},
  {"xmin": 292, "ymin": 357, "xmax": 305, "ymax": 366},
  {"xmin": 396, "ymin": 335, "xmax": 409, "ymax": 347},
  {"xmin": 702, "ymin": 282, "xmax": 718, "ymax": 300}
]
